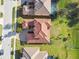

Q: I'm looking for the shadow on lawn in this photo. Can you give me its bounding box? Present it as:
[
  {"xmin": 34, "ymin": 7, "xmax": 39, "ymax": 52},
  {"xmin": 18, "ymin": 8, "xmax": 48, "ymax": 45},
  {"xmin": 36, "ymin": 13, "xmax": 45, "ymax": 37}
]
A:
[
  {"xmin": 66, "ymin": 2, "xmax": 79, "ymax": 27},
  {"xmin": 15, "ymin": 50, "xmax": 22, "ymax": 59},
  {"xmin": 51, "ymin": 0, "xmax": 59, "ymax": 20},
  {"xmin": 53, "ymin": 2, "xmax": 79, "ymax": 27}
]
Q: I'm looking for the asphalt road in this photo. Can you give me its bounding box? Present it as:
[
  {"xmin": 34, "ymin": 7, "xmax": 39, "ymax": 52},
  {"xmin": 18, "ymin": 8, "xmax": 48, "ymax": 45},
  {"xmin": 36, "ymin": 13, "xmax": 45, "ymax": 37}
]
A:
[{"xmin": 1, "ymin": 0, "xmax": 16, "ymax": 59}]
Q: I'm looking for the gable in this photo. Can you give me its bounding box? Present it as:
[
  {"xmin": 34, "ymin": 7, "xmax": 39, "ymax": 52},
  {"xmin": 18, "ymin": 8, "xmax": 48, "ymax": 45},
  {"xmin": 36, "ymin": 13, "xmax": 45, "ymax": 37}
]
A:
[
  {"xmin": 35, "ymin": 5, "xmax": 50, "ymax": 16},
  {"xmin": 34, "ymin": 0, "xmax": 50, "ymax": 16}
]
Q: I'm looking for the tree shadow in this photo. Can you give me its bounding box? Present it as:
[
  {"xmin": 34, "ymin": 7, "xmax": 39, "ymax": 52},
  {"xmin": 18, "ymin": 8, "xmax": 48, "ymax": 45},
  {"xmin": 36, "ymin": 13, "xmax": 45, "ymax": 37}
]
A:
[
  {"xmin": 66, "ymin": 7, "xmax": 79, "ymax": 27},
  {"xmin": 4, "ymin": 24, "xmax": 12, "ymax": 29},
  {"xmin": 15, "ymin": 50, "xmax": 22, "ymax": 59},
  {"xmin": 55, "ymin": 2, "xmax": 79, "ymax": 27},
  {"xmin": 2, "ymin": 23, "xmax": 18, "ymax": 38},
  {"xmin": 51, "ymin": 0, "xmax": 59, "ymax": 20},
  {"xmin": 68, "ymin": 19, "xmax": 79, "ymax": 27},
  {"xmin": 65, "ymin": 2, "xmax": 78, "ymax": 10},
  {"xmin": 17, "ymin": 7, "xmax": 23, "ymax": 18}
]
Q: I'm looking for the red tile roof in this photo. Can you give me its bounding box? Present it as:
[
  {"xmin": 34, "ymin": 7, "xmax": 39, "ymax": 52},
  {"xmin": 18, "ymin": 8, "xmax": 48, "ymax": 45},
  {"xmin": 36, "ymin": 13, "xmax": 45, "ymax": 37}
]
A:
[{"xmin": 22, "ymin": 19, "xmax": 51, "ymax": 43}]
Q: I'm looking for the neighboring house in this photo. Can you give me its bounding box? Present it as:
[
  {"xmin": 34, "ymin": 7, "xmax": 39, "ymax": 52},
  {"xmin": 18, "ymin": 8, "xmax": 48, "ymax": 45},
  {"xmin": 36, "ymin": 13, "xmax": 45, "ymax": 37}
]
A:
[
  {"xmin": 22, "ymin": 18, "xmax": 51, "ymax": 43},
  {"xmin": 22, "ymin": 0, "xmax": 51, "ymax": 16},
  {"xmin": 21, "ymin": 47, "xmax": 48, "ymax": 59},
  {"xmin": 22, "ymin": 0, "xmax": 35, "ymax": 15}
]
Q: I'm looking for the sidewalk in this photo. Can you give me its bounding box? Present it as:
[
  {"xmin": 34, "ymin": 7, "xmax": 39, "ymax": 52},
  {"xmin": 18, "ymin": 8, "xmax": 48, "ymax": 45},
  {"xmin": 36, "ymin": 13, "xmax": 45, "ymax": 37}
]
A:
[{"xmin": 0, "ymin": 18, "xmax": 3, "ymax": 25}]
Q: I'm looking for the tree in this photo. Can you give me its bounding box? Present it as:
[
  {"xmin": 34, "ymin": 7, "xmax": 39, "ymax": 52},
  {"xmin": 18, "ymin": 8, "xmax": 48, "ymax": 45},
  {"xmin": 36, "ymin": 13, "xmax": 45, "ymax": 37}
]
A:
[
  {"xmin": 17, "ymin": 17, "xmax": 23, "ymax": 24},
  {"xmin": 16, "ymin": 17, "xmax": 23, "ymax": 33}
]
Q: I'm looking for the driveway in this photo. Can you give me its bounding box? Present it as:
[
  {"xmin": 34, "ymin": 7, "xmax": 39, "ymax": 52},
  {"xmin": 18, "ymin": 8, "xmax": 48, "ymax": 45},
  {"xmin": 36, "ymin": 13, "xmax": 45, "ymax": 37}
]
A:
[{"xmin": 19, "ymin": 30, "xmax": 28, "ymax": 42}]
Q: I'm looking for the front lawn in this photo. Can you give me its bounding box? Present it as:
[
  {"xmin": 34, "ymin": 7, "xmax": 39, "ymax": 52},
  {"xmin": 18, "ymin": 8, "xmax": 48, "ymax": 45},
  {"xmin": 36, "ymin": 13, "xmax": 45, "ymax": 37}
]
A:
[
  {"xmin": 0, "ymin": 0, "xmax": 4, "ymax": 5},
  {"xmin": 0, "ymin": 12, "xmax": 3, "ymax": 18},
  {"xmin": 12, "ymin": 7, "xmax": 16, "ymax": 32}
]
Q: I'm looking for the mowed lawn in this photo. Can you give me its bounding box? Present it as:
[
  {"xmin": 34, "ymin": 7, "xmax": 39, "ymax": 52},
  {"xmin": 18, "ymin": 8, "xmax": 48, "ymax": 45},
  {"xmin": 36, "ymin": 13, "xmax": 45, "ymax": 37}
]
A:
[
  {"xmin": 71, "ymin": 29, "xmax": 79, "ymax": 48},
  {"xmin": 57, "ymin": 0, "xmax": 79, "ymax": 9},
  {"xmin": 68, "ymin": 49, "xmax": 79, "ymax": 59}
]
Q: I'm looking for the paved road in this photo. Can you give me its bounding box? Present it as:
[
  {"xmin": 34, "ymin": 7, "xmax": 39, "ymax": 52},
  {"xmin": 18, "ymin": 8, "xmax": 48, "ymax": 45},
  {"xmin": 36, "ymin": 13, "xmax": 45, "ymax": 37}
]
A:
[{"xmin": 1, "ymin": 0, "xmax": 16, "ymax": 59}]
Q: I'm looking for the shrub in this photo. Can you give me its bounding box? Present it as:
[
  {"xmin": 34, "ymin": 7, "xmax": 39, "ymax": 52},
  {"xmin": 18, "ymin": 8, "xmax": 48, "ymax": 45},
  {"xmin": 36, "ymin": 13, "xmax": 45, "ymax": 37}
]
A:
[
  {"xmin": 16, "ymin": 27, "xmax": 22, "ymax": 33},
  {"xmin": 17, "ymin": 17, "xmax": 23, "ymax": 24}
]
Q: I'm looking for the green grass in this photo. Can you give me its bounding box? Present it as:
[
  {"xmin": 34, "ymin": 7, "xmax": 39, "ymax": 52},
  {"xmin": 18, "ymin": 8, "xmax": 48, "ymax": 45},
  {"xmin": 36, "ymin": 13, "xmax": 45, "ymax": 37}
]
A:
[
  {"xmin": 0, "ymin": 12, "xmax": 3, "ymax": 18},
  {"xmin": 12, "ymin": 7, "xmax": 15, "ymax": 32},
  {"xmin": 57, "ymin": 0, "xmax": 79, "ymax": 9},
  {"xmin": 51, "ymin": 16, "xmax": 70, "ymax": 39},
  {"xmin": 68, "ymin": 49, "xmax": 79, "ymax": 59},
  {"xmin": 11, "ymin": 38, "xmax": 14, "ymax": 59},
  {"xmin": 0, "ymin": 0, "xmax": 4, "ymax": 5},
  {"xmin": 71, "ymin": 29, "xmax": 79, "ymax": 49}
]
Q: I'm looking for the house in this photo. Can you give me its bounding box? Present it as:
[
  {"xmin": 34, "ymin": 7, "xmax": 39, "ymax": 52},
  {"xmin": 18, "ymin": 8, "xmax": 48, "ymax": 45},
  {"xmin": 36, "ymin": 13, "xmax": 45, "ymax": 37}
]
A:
[
  {"xmin": 21, "ymin": 47, "xmax": 48, "ymax": 59},
  {"xmin": 22, "ymin": 0, "xmax": 35, "ymax": 15},
  {"xmin": 22, "ymin": 18, "xmax": 51, "ymax": 43},
  {"xmin": 22, "ymin": 0, "xmax": 51, "ymax": 16}
]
